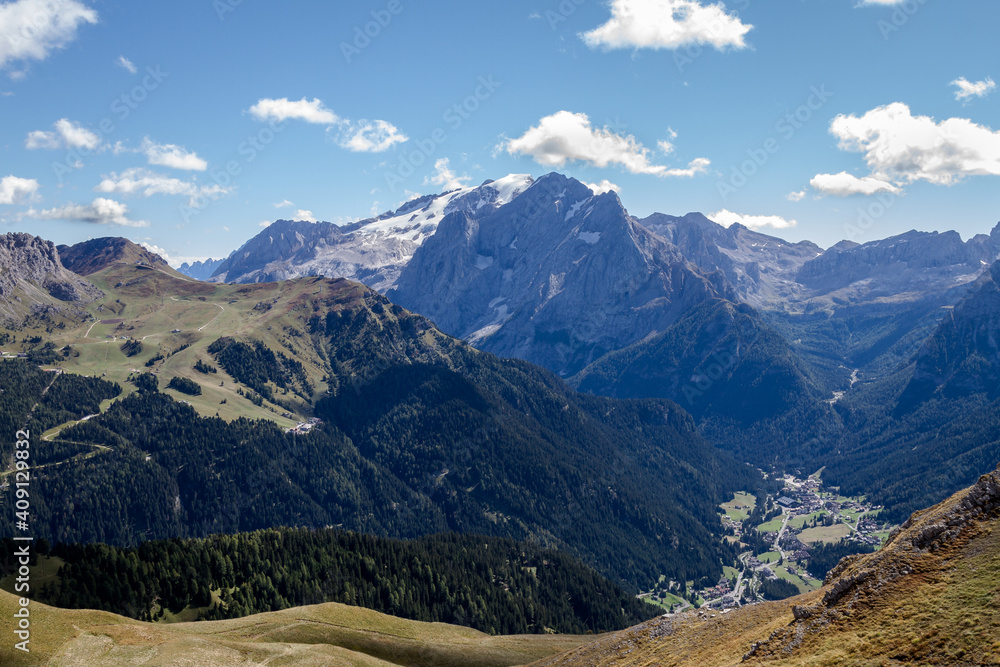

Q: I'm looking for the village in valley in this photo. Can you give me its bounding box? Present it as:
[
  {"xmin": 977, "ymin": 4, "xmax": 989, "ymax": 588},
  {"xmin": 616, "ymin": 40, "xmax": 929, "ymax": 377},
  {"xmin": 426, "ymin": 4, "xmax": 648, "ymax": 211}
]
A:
[{"xmin": 641, "ymin": 470, "xmax": 894, "ymax": 615}]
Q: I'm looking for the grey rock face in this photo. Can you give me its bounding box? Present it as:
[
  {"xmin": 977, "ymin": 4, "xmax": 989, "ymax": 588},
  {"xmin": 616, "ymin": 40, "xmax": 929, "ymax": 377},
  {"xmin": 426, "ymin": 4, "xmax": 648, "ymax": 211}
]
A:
[
  {"xmin": 391, "ymin": 174, "xmax": 732, "ymax": 376},
  {"xmin": 640, "ymin": 213, "xmax": 823, "ymax": 307},
  {"xmin": 0, "ymin": 233, "xmax": 102, "ymax": 321},
  {"xmin": 795, "ymin": 227, "xmax": 1000, "ymax": 302}
]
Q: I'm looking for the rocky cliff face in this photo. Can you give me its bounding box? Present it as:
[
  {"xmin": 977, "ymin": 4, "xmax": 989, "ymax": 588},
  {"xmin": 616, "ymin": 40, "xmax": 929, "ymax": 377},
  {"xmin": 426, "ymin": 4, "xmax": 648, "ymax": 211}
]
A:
[
  {"xmin": 640, "ymin": 213, "xmax": 822, "ymax": 307},
  {"xmin": 0, "ymin": 233, "xmax": 102, "ymax": 322},
  {"xmin": 390, "ymin": 174, "xmax": 733, "ymax": 376},
  {"xmin": 796, "ymin": 227, "xmax": 1000, "ymax": 300}
]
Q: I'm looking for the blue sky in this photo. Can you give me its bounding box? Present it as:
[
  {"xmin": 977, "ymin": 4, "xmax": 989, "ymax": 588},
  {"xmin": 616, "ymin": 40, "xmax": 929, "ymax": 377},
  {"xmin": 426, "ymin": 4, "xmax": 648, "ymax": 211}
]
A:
[{"xmin": 1, "ymin": 0, "xmax": 999, "ymax": 265}]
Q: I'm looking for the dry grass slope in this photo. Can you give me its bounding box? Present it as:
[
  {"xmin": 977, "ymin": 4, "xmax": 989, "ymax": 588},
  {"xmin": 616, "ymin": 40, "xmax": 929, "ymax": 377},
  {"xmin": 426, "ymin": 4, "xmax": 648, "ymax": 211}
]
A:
[{"xmin": 0, "ymin": 592, "xmax": 594, "ymax": 667}]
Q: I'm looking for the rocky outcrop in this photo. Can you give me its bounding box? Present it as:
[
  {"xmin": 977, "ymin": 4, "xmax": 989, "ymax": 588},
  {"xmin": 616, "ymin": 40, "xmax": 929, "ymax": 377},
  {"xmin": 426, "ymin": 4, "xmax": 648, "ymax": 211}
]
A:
[{"xmin": 0, "ymin": 233, "xmax": 102, "ymax": 321}]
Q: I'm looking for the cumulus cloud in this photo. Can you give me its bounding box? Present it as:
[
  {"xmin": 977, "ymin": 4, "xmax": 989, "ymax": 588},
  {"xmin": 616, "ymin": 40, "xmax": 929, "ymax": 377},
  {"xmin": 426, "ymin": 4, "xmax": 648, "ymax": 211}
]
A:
[
  {"xmin": 0, "ymin": 175, "xmax": 40, "ymax": 204},
  {"xmin": 295, "ymin": 209, "xmax": 317, "ymax": 222},
  {"xmin": 25, "ymin": 118, "xmax": 100, "ymax": 150},
  {"xmin": 273, "ymin": 199, "xmax": 294, "ymax": 209},
  {"xmin": 116, "ymin": 55, "xmax": 137, "ymax": 73},
  {"xmin": 142, "ymin": 139, "xmax": 207, "ymax": 171},
  {"xmin": 952, "ymin": 77, "xmax": 996, "ymax": 103},
  {"xmin": 822, "ymin": 102, "xmax": 1000, "ymax": 188},
  {"xmin": 708, "ymin": 209, "xmax": 797, "ymax": 231},
  {"xmin": 26, "ymin": 197, "xmax": 148, "ymax": 227},
  {"xmin": 424, "ymin": 158, "xmax": 471, "ymax": 191},
  {"xmin": 0, "ymin": 0, "xmax": 97, "ymax": 71},
  {"xmin": 583, "ymin": 180, "xmax": 622, "ymax": 195},
  {"xmin": 581, "ymin": 0, "xmax": 752, "ymax": 51},
  {"xmin": 95, "ymin": 168, "xmax": 231, "ymax": 206},
  {"xmin": 786, "ymin": 190, "xmax": 807, "ymax": 202},
  {"xmin": 333, "ymin": 119, "xmax": 408, "ymax": 153},
  {"xmin": 809, "ymin": 172, "xmax": 900, "ymax": 197},
  {"xmin": 505, "ymin": 111, "xmax": 710, "ymax": 178},
  {"xmin": 248, "ymin": 97, "xmax": 407, "ymax": 153},
  {"xmin": 248, "ymin": 97, "xmax": 339, "ymax": 124}
]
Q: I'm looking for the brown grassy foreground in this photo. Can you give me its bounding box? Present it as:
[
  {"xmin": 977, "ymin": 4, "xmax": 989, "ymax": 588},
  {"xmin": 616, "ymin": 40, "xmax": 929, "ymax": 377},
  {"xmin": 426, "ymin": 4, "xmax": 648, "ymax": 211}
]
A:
[
  {"xmin": 0, "ymin": 592, "xmax": 596, "ymax": 666},
  {"xmin": 536, "ymin": 463, "xmax": 1000, "ymax": 666}
]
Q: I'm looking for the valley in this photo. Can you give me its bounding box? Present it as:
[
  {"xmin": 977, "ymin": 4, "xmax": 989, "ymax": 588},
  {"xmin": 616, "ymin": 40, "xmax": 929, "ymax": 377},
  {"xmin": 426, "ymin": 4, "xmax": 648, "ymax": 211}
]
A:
[{"xmin": 646, "ymin": 471, "xmax": 891, "ymax": 615}]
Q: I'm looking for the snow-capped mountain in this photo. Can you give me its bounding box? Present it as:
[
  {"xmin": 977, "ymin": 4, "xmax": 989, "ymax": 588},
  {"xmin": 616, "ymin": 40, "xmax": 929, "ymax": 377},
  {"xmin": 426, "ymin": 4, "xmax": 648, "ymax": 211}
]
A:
[
  {"xmin": 208, "ymin": 174, "xmax": 534, "ymax": 291},
  {"xmin": 389, "ymin": 173, "xmax": 734, "ymax": 375}
]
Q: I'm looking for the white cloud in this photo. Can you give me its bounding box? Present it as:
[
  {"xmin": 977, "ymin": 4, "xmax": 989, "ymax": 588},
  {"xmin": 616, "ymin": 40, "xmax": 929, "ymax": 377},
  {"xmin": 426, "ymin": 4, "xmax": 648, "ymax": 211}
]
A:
[
  {"xmin": 708, "ymin": 209, "xmax": 797, "ymax": 231},
  {"xmin": 249, "ymin": 97, "xmax": 407, "ymax": 153},
  {"xmin": 786, "ymin": 190, "xmax": 807, "ymax": 202},
  {"xmin": 824, "ymin": 102, "xmax": 1000, "ymax": 187},
  {"xmin": 809, "ymin": 172, "xmax": 900, "ymax": 197},
  {"xmin": 26, "ymin": 197, "xmax": 148, "ymax": 227},
  {"xmin": 142, "ymin": 138, "xmax": 207, "ymax": 171},
  {"xmin": 662, "ymin": 157, "xmax": 711, "ymax": 178},
  {"xmin": 581, "ymin": 0, "xmax": 752, "ymax": 52},
  {"xmin": 116, "ymin": 55, "xmax": 136, "ymax": 73},
  {"xmin": 25, "ymin": 118, "xmax": 100, "ymax": 150},
  {"xmin": 505, "ymin": 110, "xmax": 710, "ymax": 178},
  {"xmin": 0, "ymin": 175, "xmax": 39, "ymax": 204},
  {"xmin": 657, "ymin": 140, "xmax": 676, "ymax": 155},
  {"xmin": 334, "ymin": 119, "xmax": 408, "ymax": 153},
  {"xmin": 0, "ymin": 0, "xmax": 97, "ymax": 71},
  {"xmin": 583, "ymin": 180, "xmax": 622, "ymax": 195},
  {"xmin": 95, "ymin": 168, "xmax": 231, "ymax": 206},
  {"xmin": 273, "ymin": 199, "xmax": 294, "ymax": 208},
  {"xmin": 248, "ymin": 97, "xmax": 339, "ymax": 124},
  {"xmin": 295, "ymin": 209, "xmax": 317, "ymax": 222},
  {"xmin": 259, "ymin": 220, "xmax": 275, "ymax": 228},
  {"xmin": 424, "ymin": 158, "xmax": 471, "ymax": 191},
  {"xmin": 952, "ymin": 77, "xmax": 996, "ymax": 103}
]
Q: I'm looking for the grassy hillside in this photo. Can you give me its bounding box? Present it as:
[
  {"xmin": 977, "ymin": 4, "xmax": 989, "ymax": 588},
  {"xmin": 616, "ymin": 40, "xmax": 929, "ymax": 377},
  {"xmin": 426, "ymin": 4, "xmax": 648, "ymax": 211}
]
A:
[
  {"xmin": 534, "ymin": 461, "xmax": 1000, "ymax": 666},
  {"xmin": 0, "ymin": 590, "xmax": 594, "ymax": 667}
]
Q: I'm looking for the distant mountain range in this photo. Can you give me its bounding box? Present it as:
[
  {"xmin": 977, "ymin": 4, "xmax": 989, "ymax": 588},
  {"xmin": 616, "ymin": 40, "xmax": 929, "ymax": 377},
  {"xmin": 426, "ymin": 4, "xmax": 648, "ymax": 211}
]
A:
[
  {"xmin": 181, "ymin": 173, "xmax": 999, "ymax": 383},
  {"xmin": 206, "ymin": 174, "xmax": 534, "ymax": 292}
]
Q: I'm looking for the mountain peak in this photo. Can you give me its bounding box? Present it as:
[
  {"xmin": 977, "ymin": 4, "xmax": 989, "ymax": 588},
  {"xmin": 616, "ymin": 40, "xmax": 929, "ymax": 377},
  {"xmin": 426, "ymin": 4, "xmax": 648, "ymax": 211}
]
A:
[{"xmin": 57, "ymin": 237, "xmax": 171, "ymax": 277}]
